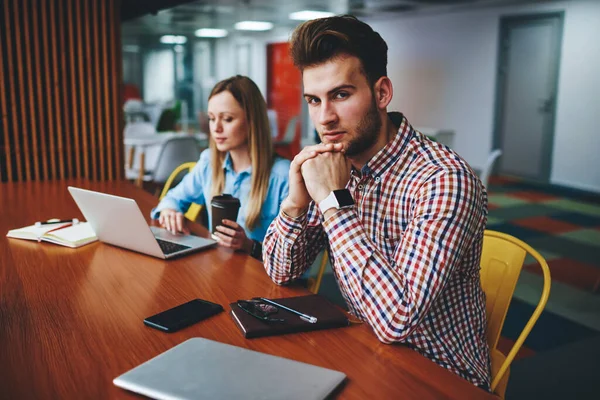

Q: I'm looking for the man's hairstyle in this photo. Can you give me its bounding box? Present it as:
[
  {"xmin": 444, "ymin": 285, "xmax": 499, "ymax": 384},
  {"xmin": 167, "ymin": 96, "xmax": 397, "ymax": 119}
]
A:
[{"xmin": 290, "ymin": 15, "xmax": 388, "ymax": 86}]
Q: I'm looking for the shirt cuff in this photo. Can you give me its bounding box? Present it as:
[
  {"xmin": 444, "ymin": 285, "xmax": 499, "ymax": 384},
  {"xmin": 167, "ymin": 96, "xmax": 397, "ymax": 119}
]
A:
[
  {"xmin": 151, "ymin": 199, "xmax": 181, "ymax": 219},
  {"xmin": 275, "ymin": 209, "xmax": 306, "ymax": 243}
]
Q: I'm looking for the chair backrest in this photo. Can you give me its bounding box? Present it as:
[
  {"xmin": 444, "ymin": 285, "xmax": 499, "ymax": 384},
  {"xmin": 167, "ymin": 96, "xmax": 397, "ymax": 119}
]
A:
[
  {"xmin": 480, "ymin": 230, "xmax": 551, "ymax": 395},
  {"xmin": 479, "ymin": 149, "xmax": 502, "ymax": 188},
  {"xmin": 123, "ymin": 99, "xmax": 144, "ymax": 113},
  {"xmin": 124, "ymin": 121, "xmax": 156, "ymax": 137},
  {"xmin": 308, "ymin": 249, "xmax": 329, "ymax": 294},
  {"xmin": 274, "ymin": 116, "xmax": 301, "ymax": 160},
  {"xmin": 280, "ymin": 116, "xmax": 299, "ymax": 144},
  {"xmin": 159, "ymin": 162, "xmax": 202, "ymax": 222},
  {"xmin": 152, "ymin": 137, "xmax": 201, "ymax": 185},
  {"xmin": 267, "ymin": 109, "xmax": 279, "ymax": 138}
]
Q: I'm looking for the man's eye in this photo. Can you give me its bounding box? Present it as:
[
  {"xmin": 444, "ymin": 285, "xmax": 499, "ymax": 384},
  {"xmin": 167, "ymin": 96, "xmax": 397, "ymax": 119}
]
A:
[
  {"xmin": 334, "ymin": 92, "xmax": 348, "ymax": 99},
  {"xmin": 306, "ymin": 97, "xmax": 320, "ymax": 105},
  {"xmin": 224, "ymin": 117, "xmax": 233, "ymax": 122}
]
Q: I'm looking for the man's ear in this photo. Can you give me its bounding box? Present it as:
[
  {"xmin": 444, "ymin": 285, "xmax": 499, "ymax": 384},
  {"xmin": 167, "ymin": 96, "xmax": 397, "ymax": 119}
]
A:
[{"xmin": 373, "ymin": 76, "xmax": 393, "ymax": 109}]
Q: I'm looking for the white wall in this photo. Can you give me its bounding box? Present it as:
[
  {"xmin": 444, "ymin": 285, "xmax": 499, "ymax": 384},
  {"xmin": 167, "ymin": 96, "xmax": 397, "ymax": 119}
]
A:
[
  {"xmin": 551, "ymin": 0, "xmax": 600, "ymax": 192},
  {"xmin": 213, "ymin": 28, "xmax": 288, "ymax": 98},
  {"xmin": 368, "ymin": 0, "xmax": 600, "ymax": 193}
]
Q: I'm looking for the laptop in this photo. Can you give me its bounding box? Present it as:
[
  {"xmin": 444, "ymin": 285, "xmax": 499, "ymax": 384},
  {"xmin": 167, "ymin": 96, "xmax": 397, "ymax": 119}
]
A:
[
  {"xmin": 113, "ymin": 338, "xmax": 346, "ymax": 400},
  {"xmin": 68, "ymin": 187, "xmax": 216, "ymax": 259}
]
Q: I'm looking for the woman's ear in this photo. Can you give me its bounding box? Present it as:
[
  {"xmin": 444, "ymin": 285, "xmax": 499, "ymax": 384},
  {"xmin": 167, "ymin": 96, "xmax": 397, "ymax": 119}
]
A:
[{"xmin": 374, "ymin": 76, "xmax": 393, "ymax": 109}]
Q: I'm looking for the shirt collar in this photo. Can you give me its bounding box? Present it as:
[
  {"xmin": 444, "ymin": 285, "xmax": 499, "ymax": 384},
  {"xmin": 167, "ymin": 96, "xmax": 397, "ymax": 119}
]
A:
[
  {"xmin": 361, "ymin": 112, "xmax": 414, "ymax": 179},
  {"xmin": 222, "ymin": 152, "xmax": 252, "ymax": 175}
]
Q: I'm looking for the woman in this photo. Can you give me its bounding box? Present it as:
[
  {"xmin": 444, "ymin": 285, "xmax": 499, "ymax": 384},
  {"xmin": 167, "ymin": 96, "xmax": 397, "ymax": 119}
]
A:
[{"xmin": 151, "ymin": 76, "xmax": 290, "ymax": 260}]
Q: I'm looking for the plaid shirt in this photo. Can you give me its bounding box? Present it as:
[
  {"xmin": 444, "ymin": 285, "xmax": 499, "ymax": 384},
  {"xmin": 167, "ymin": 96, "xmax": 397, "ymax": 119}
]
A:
[{"xmin": 263, "ymin": 113, "xmax": 491, "ymax": 389}]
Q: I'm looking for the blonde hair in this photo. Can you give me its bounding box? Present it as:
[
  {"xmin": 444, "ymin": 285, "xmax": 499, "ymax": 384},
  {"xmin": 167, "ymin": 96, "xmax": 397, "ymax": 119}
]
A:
[{"xmin": 208, "ymin": 75, "xmax": 274, "ymax": 231}]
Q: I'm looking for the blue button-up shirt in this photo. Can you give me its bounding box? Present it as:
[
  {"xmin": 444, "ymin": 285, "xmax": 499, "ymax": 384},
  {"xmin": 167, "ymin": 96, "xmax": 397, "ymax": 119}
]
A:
[{"xmin": 151, "ymin": 149, "xmax": 290, "ymax": 242}]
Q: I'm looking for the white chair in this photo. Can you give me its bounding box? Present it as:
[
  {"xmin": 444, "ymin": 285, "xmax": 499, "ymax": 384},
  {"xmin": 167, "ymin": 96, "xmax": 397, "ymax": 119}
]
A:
[
  {"xmin": 273, "ymin": 116, "xmax": 301, "ymax": 160},
  {"xmin": 124, "ymin": 121, "xmax": 156, "ymax": 137},
  {"xmin": 274, "ymin": 116, "xmax": 299, "ymax": 145},
  {"xmin": 126, "ymin": 136, "xmax": 202, "ymax": 189},
  {"xmin": 123, "ymin": 99, "xmax": 144, "ymax": 113},
  {"xmin": 479, "ymin": 149, "xmax": 503, "ymax": 188}
]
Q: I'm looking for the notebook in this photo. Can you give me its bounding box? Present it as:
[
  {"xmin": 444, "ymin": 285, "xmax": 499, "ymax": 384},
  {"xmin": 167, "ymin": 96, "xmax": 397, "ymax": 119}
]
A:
[
  {"xmin": 6, "ymin": 222, "xmax": 98, "ymax": 248},
  {"xmin": 230, "ymin": 294, "xmax": 350, "ymax": 339},
  {"xmin": 113, "ymin": 337, "xmax": 346, "ymax": 400}
]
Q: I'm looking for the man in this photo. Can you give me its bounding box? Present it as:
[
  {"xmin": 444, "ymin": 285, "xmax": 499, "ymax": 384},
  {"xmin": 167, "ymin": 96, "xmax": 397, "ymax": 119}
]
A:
[{"xmin": 263, "ymin": 15, "xmax": 491, "ymax": 390}]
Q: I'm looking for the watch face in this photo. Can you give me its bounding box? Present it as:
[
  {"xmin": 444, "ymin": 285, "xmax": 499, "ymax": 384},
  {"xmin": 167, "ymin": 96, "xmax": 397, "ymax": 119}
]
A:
[{"xmin": 333, "ymin": 189, "xmax": 354, "ymax": 207}]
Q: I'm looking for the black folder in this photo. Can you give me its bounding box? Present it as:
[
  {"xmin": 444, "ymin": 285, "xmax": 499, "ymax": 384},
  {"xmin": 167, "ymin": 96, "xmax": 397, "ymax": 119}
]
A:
[{"xmin": 229, "ymin": 294, "xmax": 350, "ymax": 339}]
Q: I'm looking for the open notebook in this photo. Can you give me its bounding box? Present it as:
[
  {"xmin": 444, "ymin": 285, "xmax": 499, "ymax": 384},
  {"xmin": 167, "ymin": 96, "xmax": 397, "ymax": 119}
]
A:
[{"xmin": 6, "ymin": 222, "xmax": 98, "ymax": 248}]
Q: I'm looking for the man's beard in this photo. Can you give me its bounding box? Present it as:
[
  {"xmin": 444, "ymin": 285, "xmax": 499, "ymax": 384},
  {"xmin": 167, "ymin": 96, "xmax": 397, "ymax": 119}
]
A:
[{"xmin": 345, "ymin": 98, "xmax": 381, "ymax": 157}]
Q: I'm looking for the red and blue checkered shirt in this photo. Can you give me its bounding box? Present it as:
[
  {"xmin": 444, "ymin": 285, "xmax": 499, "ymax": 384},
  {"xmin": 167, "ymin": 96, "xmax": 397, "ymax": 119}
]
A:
[{"xmin": 263, "ymin": 113, "xmax": 491, "ymax": 389}]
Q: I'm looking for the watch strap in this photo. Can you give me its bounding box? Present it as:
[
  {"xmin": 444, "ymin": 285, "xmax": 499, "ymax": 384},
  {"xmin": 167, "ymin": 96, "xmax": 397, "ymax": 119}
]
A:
[
  {"xmin": 318, "ymin": 191, "xmax": 339, "ymax": 214},
  {"xmin": 250, "ymin": 240, "xmax": 263, "ymax": 261}
]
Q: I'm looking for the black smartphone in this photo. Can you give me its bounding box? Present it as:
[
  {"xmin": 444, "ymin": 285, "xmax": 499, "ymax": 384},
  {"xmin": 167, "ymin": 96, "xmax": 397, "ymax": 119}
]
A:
[{"xmin": 143, "ymin": 299, "xmax": 223, "ymax": 333}]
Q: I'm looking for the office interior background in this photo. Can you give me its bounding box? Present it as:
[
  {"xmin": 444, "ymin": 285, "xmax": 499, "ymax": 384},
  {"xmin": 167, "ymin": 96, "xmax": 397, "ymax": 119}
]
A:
[{"xmin": 1, "ymin": 0, "xmax": 598, "ymax": 398}]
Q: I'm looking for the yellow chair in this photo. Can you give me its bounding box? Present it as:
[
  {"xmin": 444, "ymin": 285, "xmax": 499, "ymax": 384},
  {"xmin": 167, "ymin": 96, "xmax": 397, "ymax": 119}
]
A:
[
  {"xmin": 159, "ymin": 162, "xmax": 203, "ymax": 222},
  {"xmin": 480, "ymin": 230, "xmax": 551, "ymax": 397},
  {"xmin": 307, "ymin": 249, "xmax": 329, "ymax": 294}
]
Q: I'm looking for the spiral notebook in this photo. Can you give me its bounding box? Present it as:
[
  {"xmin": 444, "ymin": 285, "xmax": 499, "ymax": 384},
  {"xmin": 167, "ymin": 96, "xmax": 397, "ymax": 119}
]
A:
[{"xmin": 229, "ymin": 294, "xmax": 350, "ymax": 339}]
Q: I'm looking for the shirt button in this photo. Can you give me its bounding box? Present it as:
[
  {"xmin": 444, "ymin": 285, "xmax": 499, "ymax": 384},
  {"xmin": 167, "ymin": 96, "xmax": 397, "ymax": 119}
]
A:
[
  {"xmin": 293, "ymin": 228, "xmax": 300, "ymax": 233},
  {"xmin": 358, "ymin": 184, "xmax": 364, "ymax": 190},
  {"xmin": 375, "ymin": 177, "xmax": 381, "ymax": 183}
]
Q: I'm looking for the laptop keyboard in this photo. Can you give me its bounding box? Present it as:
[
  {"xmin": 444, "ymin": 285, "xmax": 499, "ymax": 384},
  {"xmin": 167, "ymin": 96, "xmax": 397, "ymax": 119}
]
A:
[{"xmin": 155, "ymin": 238, "xmax": 191, "ymax": 255}]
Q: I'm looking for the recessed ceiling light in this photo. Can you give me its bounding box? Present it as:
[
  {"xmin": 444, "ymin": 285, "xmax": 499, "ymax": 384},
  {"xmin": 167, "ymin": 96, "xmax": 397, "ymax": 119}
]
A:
[
  {"xmin": 289, "ymin": 10, "xmax": 335, "ymax": 21},
  {"xmin": 160, "ymin": 35, "xmax": 187, "ymax": 44},
  {"xmin": 195, "ymin": 28, "xmax": 228, "ymax": 38},
  {"xmin": 234, "ymin": 21, "xmax": 273, "ymax": 31}
]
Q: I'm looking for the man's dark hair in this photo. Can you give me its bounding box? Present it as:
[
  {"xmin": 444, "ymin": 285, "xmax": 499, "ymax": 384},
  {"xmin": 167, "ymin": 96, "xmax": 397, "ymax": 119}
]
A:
[{"xmin": 290, "ymin": 15, "xmax": 388, "ymax": 86}]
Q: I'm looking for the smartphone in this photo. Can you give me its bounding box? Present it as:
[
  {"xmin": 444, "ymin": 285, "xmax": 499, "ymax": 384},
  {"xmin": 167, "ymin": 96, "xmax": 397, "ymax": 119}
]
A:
[{"xmin": 143, "ymin": 299, "xmax": 223, "ymax": 333}]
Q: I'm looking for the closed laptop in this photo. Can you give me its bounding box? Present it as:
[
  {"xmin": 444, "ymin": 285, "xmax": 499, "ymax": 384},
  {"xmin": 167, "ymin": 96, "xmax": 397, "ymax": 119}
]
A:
[{"xmin": 113, "ymin": 338, "xmax": 346, "ymax": 400}]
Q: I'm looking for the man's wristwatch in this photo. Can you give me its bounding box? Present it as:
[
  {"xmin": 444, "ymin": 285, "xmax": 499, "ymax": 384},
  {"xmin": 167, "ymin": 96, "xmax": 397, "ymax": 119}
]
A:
[
  {"xmin": 250, "ymin": 240, "xmax": 263, "ymax": 261},
  {"xmin": 318, "ymin": 189, "xmax": 355, "ymax": 214}
]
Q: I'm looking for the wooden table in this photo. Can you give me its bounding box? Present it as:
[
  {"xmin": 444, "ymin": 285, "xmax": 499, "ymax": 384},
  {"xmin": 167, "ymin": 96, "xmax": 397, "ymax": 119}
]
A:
[{"xmin": 0, "ymin": 180, "xmax": 495, "ymax": 399}]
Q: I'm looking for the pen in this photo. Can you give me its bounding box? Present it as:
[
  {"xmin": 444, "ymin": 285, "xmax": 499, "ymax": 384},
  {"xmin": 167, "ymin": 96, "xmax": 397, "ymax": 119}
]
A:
[
  {"xmin": 258, "ymin": 297, "xmax": 318, "ymax": 324},
  {"xmin": 35, "ymin": 218, "xmax": 79, "ymax": 227}
]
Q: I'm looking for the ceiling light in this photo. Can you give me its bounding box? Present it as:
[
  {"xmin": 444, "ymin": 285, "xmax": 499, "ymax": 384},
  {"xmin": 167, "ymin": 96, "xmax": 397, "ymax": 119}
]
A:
[
  {"xmin": 289, "ymin": 10, "xmax": 335, "ymax": 21},
  {"xmin": 234, "ymin": 21, "xmax": 273, "ymax": 31},
  {"xmin": 160, "ymin": 35, "xmax": 187, "ymax": 44},
  {"xmin": 195, "ymin": 28, "xmax": 228, "ymax": 38}
]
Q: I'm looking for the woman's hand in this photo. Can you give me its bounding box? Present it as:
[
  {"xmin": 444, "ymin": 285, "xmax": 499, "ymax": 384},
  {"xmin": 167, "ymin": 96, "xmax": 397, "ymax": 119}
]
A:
[
  {"xmin": 158, "ymin": 208, "xmax": 188, "ymax": 235},
  {"xmin": 212, "ymin": 219, "xmax": 253, "ymax": 253}
]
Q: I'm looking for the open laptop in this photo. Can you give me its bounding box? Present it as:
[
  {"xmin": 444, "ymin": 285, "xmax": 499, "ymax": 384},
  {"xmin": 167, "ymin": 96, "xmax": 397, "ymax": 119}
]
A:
[
  {"xmin": 68, "ymin": 187, "xmax": 216, "ymax": 259},
  {"xmin": 113, "ymin": 338, "xmax": 346, "ymax": 400}
]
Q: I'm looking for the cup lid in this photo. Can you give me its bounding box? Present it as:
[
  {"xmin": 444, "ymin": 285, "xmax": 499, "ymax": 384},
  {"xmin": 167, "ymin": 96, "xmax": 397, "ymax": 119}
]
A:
[{"xmin": 211, "ymin": 193, "xmax": 240, "ymax": 207}]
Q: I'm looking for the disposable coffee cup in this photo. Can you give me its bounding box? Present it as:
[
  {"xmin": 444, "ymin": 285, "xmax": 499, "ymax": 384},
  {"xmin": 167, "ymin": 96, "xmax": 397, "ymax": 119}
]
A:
[{"xmin": 210, "ymin": 194, "xmax": 241, "ymax": 233}]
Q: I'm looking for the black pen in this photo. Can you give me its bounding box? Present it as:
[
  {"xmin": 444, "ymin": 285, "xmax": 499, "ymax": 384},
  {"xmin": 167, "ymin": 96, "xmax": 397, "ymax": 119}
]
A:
[
  {"xmin": 258, "ymin": 297, "xmax": 318, "ymax": 323},
  {"xmin": 35, "ymin": 218, "xmax": 79, "ymax": 227}
]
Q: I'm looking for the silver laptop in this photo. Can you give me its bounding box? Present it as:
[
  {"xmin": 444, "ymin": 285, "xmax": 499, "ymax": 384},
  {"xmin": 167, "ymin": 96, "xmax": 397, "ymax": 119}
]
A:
[
  {"xmin": 113, "ymin": 338, "xmax": 346, "ymax": 400},
  {"xmin": 68, "ymin": 187, "xmax": 216, "ymax": 259}
]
